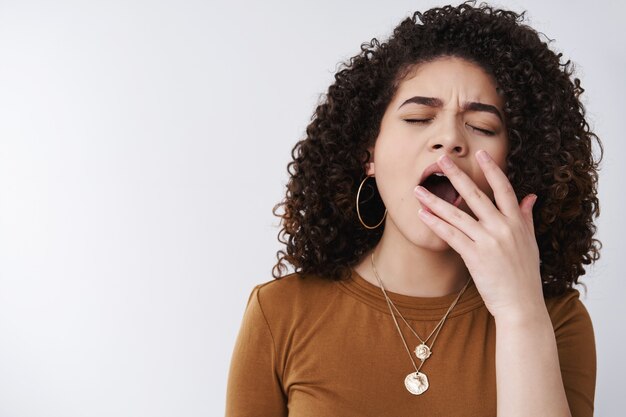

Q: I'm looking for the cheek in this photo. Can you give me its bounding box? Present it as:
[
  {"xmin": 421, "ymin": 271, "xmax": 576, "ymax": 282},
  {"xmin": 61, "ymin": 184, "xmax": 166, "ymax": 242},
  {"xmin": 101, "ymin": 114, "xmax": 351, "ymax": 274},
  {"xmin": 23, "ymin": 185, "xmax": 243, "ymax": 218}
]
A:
[
  {"xmin": 476, "ymin": 177, "xmax": 494, "ymax": 200},
  {"xmin": 373, "ymin": 157, "xmax": 417, "ymax": 209},
  {"xmin": 375, "ymin": 170, "xmax": 408, "ymax": 207},
  {"xmin": 489, "ymin": 141, "xmax": 509, "ymax": 169},
  {"xmin": 376, "ymin": 142, "xmax": 417, "ymax": 178},
  {"xmin": 478, "ymin": 158, "xmax": 507, "ymax": 201}
]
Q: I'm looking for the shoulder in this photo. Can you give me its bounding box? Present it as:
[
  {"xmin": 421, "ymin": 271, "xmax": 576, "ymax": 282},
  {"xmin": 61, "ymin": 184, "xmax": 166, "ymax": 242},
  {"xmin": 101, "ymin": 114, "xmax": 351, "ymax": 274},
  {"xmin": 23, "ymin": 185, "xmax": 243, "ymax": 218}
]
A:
[
  {"xmin": 544, "ymin": 287, "xmax": 597, "ymax": 413},
  {"xmin": 253, "ymin": 271, "xmax": 337, "ymax": 307},
  {"xmin": 544, "ymin": 287, "xmax": 594, "ymax": 338},
  {"xmin": 246, "ymin": 272, "xmax": 340, "ymax": 326}
]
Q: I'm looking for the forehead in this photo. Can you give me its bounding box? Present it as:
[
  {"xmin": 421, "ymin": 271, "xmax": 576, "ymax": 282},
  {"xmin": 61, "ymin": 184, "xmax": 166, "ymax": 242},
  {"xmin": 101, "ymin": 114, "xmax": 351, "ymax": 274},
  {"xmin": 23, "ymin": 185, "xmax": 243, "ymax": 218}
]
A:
[{"xmin": 395, "ymin": 56, "xmax": 504, "ymax": 108}]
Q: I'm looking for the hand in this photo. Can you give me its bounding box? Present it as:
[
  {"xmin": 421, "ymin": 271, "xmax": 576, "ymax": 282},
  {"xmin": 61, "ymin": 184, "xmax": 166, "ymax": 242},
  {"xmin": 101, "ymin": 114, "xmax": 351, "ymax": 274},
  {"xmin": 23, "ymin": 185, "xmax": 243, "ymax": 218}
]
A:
[{"xmin": 414, "ymin": 150, "xmax": 544, "ymax": 321}]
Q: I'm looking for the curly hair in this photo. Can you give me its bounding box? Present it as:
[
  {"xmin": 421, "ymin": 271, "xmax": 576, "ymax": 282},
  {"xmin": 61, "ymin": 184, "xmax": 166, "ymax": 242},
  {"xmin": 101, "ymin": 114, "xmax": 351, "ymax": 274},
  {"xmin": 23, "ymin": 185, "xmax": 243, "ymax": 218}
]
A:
[{"xmin": 270, "ymin": 0, "xmax": 603, "ymax": 298}]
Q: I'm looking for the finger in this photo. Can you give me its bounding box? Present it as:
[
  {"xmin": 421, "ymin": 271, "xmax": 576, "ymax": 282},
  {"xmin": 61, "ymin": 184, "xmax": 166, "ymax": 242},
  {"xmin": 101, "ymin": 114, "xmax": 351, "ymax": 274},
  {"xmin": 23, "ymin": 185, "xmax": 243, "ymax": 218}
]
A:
[
  {"xmin": 474, "ymin": 150, "xmax": 520, "ymax": 218},
  {"xmin": 414, "ymin": 185, "xmax": 487, "ymax": 242},
  {"xmin": 523, "ymin": 193, "xmax": 537, "ymax": 231},
  {"xmin": 435, "ymin": 154, "xmax": 499, "ymax": 222},
  {"xmin": 417, "ymin": 207, "xmax": 474, "ymax": 254}
]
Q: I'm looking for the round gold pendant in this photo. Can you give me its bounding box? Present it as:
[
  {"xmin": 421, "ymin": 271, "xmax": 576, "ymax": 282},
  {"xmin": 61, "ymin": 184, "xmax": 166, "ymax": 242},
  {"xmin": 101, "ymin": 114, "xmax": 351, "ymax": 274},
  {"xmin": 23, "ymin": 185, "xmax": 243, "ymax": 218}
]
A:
[
  {"xmin": 404, "ymin": 371, "xmax": 429, "ymax": 395},
  {"xmin": 414, "ymin": 343, "xmax": 431, "ymax": 360}
]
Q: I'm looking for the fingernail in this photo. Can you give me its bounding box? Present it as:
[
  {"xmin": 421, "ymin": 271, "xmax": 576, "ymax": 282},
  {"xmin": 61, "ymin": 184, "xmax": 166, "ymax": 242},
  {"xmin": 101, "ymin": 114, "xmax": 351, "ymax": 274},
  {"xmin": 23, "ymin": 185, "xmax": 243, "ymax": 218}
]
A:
[
  {"xmin": 415, "ymin": 185, "xmax": 429, "ymax": 198},
  {"xmin": 477, "ymin": 150, "xmax": 491, "ymax": 162},
  {"xmin": 439, "ymin": 155, "xmax": 453, "ymax": 168}
]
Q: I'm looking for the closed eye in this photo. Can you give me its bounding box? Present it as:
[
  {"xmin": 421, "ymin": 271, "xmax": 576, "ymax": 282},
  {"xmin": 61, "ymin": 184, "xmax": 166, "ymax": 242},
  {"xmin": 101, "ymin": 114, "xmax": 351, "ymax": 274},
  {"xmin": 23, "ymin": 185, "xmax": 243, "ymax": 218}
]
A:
[
  {"xmin": 404, "ymin": 119, "xmax": 495, "ymax": 136},
  {"xmin": 404, "ymin": 118, "xmax": 433, "ymax": 124}
]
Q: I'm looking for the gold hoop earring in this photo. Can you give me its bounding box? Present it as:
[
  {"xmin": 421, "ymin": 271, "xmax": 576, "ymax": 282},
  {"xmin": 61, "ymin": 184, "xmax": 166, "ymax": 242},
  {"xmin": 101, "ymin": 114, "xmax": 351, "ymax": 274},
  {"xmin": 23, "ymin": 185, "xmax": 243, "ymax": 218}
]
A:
[{"xmin": 356, "ymin": 174, "xmax": 387, "ymax": 229}]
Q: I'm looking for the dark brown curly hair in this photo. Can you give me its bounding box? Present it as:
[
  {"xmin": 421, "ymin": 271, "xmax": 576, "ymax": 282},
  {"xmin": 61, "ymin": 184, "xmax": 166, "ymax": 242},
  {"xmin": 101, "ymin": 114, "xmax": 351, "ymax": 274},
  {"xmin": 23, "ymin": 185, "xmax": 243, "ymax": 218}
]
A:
[{"xmin": 270, "ymin": 0, "xmax": 603, "ymax": 298}]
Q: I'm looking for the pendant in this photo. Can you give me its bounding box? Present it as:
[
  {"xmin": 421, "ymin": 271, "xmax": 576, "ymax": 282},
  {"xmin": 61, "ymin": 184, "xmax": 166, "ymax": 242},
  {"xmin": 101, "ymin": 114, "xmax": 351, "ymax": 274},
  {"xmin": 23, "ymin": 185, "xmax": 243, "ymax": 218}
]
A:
[
  {"xmin": 404, "ymin": 371, "xmax": 429, "ymax": 395},
  {"xmin": 414, "ymin": 343, "xmax": 431, "ymax": 360}
]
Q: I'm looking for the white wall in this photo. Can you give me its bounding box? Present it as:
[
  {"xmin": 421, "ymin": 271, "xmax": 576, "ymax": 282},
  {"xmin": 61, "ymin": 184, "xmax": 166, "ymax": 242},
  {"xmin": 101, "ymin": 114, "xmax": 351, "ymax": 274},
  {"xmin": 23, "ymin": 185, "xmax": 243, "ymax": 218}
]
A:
[{"xmin": 0, "ymin": 0, "xmax": 622, "ymax": 415}]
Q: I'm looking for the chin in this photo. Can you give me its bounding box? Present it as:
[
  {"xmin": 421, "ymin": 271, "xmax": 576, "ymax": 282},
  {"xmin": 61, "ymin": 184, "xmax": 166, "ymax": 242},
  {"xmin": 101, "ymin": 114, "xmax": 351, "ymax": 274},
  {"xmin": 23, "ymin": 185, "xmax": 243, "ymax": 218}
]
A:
[
  {"xmin": 405, "ymin": 219, "xmax": 455, "ymax": 251},
  {"xmin": 424, "ymin": 239, "xmax": 454, "ymax": 252},
  {"xmin": 423, "ymin": 228, "xmax": 455, "ymax": 250}
]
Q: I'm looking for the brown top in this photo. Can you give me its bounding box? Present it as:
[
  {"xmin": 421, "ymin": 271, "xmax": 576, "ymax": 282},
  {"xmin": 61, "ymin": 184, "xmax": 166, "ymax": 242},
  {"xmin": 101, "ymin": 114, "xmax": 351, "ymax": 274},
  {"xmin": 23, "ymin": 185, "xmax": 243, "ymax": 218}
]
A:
[{"xmin": 225, "ymin": 269, "xmax": 596, "ymax": 417}]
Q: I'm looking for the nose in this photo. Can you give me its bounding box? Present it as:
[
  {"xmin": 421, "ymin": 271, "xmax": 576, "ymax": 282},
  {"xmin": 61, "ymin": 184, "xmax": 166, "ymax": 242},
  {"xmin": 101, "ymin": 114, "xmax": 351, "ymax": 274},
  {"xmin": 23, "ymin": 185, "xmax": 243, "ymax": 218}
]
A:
[{"xmin": 427, "ymin": 116, "xmax": 470, "ymax": 157}]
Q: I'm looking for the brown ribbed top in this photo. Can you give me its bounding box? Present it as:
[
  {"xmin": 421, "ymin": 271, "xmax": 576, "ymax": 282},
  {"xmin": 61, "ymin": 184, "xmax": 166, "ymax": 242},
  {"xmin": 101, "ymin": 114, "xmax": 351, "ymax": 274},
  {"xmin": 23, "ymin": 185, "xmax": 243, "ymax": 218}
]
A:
[
  {"xmin": 337, "ymin": 268, "xmax": 484, "ymax": 320},
  {"xmin": 226, "ymin": 270, "xmax": 596, "ymax": 417}
]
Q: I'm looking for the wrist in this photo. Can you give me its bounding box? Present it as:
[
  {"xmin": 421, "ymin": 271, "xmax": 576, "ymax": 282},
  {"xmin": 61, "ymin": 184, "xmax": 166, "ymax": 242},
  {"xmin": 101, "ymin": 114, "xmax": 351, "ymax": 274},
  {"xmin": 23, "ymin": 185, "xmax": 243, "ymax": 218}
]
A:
[{"xmin": 493, "ymin": 301, "xmax": 550, "ymax": 328}]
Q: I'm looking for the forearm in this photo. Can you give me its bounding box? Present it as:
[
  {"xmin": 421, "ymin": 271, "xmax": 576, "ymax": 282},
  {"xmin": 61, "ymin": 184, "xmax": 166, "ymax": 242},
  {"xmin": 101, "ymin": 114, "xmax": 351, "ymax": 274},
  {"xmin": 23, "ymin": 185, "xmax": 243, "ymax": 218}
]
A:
[{"xmin": 494, "ymin": 306, "xmax": 571, "ymax": 417}]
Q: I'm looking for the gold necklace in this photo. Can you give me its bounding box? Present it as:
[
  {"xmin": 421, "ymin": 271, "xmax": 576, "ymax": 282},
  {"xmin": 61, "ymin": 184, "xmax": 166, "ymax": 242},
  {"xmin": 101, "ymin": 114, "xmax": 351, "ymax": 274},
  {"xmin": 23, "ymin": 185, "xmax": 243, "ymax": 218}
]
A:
[{"xmin": 369, "ymin": 251, "xmax": 472, "ymax": 395}]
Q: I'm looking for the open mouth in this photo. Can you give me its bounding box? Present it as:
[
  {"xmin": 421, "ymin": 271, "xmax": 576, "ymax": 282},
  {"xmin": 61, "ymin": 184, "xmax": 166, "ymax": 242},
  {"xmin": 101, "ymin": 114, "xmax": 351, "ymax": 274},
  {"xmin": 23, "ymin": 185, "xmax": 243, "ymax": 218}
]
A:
[{"xmin": 419, "ymin": 173, "xmax": 463, "ymax": 207}]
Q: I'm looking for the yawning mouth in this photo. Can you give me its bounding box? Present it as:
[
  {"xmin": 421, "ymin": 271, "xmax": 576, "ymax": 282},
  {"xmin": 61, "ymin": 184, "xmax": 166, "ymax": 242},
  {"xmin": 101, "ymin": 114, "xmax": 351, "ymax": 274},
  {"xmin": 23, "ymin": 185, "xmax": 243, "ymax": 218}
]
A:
[{"xmin": 419, "ymin": 173, "xmax": 463, "ymax": 207}]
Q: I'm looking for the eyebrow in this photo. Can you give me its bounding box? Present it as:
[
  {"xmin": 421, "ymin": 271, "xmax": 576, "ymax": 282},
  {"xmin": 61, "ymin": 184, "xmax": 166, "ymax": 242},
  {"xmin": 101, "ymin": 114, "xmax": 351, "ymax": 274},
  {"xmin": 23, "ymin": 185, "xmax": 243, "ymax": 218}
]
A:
[{"xmin": 398, "ymin": 96, "xmax": 503, "ymax": 122}]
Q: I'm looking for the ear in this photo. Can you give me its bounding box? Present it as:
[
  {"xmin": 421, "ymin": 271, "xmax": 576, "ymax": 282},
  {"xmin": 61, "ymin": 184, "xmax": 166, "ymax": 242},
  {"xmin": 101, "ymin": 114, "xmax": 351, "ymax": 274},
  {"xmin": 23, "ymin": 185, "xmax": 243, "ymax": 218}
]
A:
[{"xmin": 366, "ymin": 146, "xmax": 375, "ymax": 175}]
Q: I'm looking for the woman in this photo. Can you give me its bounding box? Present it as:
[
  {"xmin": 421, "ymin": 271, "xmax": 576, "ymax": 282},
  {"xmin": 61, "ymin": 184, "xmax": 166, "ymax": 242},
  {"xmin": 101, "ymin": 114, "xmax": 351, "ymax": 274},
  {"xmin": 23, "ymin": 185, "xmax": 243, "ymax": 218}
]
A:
[{"xmin": 226, "ymin": 1, "xmax": 602, "ymax": 416}]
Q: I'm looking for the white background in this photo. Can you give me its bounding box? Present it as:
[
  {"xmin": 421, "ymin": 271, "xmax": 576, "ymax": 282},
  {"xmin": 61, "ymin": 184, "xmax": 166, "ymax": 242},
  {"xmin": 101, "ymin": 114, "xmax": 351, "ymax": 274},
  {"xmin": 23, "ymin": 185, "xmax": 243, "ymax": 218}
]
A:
[{"xmin": 0, "ymin": 0, "xmax": 623, "ymax": 416}]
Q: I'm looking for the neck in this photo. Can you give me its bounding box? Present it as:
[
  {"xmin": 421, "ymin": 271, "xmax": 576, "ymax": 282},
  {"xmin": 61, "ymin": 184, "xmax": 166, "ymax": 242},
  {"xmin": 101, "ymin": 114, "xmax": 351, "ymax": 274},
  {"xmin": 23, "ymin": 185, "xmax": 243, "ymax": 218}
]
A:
[{"xmin": 354, "ymin": 219, "xmax": 471, "ymax": 298}]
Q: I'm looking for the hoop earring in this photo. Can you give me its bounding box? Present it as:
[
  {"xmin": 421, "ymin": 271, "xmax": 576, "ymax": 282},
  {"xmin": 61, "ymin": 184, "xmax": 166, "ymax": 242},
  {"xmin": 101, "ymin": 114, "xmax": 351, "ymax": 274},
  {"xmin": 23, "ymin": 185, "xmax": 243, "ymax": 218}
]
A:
[{"xmin": 356, "ymin": 174, "xmax": 387, "ymax": 230}]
